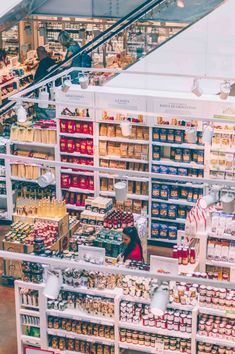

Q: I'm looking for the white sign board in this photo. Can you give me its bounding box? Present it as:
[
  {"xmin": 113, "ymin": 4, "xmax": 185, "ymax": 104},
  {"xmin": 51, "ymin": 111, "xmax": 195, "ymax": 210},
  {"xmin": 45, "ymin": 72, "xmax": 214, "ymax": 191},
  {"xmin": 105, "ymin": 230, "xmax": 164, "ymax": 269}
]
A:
[
  {"xmin": 147, "ymin": 96, "xmax": 204, "ymax": 118},
  {"xmin": 96, "ymin": 92, "xmax": 146, "ymax": 112},
  {"xmin": 55, "ymin": 88, "xmax": 94, "ymax": 107},
  {"xmin": 150, "ymin": 255, "xmax": 178, "ymax": 276},
  {"xmin": 78, "ymin": 245, "xmax": 105, "ymax": 264}
]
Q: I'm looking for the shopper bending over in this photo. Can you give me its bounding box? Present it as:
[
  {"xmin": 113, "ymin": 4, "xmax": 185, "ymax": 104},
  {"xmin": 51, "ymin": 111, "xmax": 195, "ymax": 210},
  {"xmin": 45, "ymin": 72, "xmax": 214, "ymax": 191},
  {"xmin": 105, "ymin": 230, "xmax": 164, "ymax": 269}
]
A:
[
  {"xmin": 34, "ymin": 46, "xmax": 56, "ymax": 82},
  {"xmin": 121, "ymin": 226, "xmax": 144, "ymax": 262},
  {"xmin": 58, "ymin": 30, "xmax": 91, "ymax": 83}
]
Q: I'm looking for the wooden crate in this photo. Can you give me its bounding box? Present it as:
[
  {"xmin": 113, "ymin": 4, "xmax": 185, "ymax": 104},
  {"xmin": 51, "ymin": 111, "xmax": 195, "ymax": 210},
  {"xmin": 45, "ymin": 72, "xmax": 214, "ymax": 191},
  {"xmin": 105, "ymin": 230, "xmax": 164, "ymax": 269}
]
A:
[
  {"xmin": 2, "ymin": 240, "xmax": 34, "ymax": 279},
  {"xmin": 12, "ymin": 213, "xmax": 69, "ymax": 237}
]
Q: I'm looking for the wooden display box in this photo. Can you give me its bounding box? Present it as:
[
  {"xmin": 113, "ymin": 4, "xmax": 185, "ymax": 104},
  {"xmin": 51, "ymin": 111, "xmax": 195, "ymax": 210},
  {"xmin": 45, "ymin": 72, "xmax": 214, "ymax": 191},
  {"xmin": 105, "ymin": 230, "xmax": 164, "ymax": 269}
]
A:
[
  {"xmin": 12, "ymin": 213, "xmax": 69, "ymax": 237},
  {"xmin": 3, "ymin": 229, "xmax": 70, "ymax": 279}
]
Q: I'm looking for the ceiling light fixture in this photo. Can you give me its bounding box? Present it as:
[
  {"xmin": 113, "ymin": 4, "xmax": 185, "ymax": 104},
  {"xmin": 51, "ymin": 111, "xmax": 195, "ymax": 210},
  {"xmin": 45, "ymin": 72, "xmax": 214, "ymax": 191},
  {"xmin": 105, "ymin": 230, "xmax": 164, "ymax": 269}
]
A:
[
  {"xmin": 220, "ymin": 81, "xmax": 231, "ymax": 100},
  {"xmin": 191, "ymin": 79, "xmax": 203, "ymax": 97},
  {"xmin": 176, "ymin": 0, "xmax": 185, "ymax": 8}
]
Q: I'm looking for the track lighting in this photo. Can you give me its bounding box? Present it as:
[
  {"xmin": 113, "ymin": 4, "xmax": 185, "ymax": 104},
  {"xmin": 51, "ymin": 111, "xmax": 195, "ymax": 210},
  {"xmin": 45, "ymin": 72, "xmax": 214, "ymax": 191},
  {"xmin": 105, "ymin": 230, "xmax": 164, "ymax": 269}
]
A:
[
  {"xmin": 17, "ymin": 105, "xmax": 27, "ymax": 123},
  {"xmin": 120, "ymin": 120, "xmax": 132, "ymax": 137},
  {"xmin": 37, "ymin": 170, "xmax": 55, "ymax": 188},
  {"xmin": 220, "ymin": 81, "xmax": 231, "ymax": 100},
  {"xmin": 191, "ymin": 79, "xmax": 202, "ymax": 97},
  {"xmin": 199, "ymin": 187, "xmax": 220, "ymax": 209},
  {"xmin": 176, "ymin": 0, "xmax": 185, "ymax": 8},
  {"xmin": 43, "ymin": 270, "xmax": 62, "ymax": 300},
  {"xmin": 61, "ymin": 76, "xmax": 72, "ymax": 93},
  {"xmin": 221, "ymin": 192, "xmax": 235, "ymax": 214},
  {"xmin": 38, "ymin": 87, "xmax": 49, "ymax": 109},
  {"xmin": 151, "ymin": 283, "xmax": 169, "ymax": 317}
]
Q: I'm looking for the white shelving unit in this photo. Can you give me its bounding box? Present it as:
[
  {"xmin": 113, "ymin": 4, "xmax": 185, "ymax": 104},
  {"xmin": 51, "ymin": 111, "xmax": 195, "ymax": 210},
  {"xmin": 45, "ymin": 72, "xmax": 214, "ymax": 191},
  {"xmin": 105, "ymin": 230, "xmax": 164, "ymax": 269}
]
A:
[{"xmin": 15, "ymin": 279, "xmax": 200, "ymax": 354}]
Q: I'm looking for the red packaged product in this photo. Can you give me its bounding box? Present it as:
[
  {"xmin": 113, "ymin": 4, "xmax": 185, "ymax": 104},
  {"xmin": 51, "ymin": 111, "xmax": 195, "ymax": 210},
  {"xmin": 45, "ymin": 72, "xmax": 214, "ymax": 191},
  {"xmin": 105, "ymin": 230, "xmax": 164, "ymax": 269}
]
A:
[
  {"xmin": 79, "ymin": 176, "xmax": 88, "ymax": 189},
  {"xmin": 80, "ymin": 140, "xmax": 88, "ymax": 154},
  {"xmin": 60, "ymin": 120, "xmax": 67, "ymax": 133},
  {"xmin": 67, "ymin": 120, "xmax": 75, "ymax": 134},
  {"xmin": 88, "ymin": 177, "xmax": 94, "ymax": 190},
  {"xmin": 71, "ymin": 176, "xmax": 80, "ymax": 188},
  {"xmin": 86, "ymin": 140, "xmax": 93, "ymax": 155},
  {"xmin": 69, "ymin": 192, "xmax": 75, "ymax": 205},
  {"xmin": 61, "ymin": 174, "xmax": 71, "ymax": 188},
  {"xmin": 60, "ymin": 138, "xmax": 67, "ymax": 152},
  {"xmin": 67, "ymin": 139, "xmax": 75, "ymax": 153},
  {"xmin": 63, "ymin": 192, "xmax": 70, "ymax": 204},
  {"xmin": 75, "ymin": 121, "xmax": 81, "ymax": 133},
  {"xmin": 76, "ymin": 194, "xmax": 81, "ymax": 206},
  {"xmin": 72, "ymin": 157, "xmax": 80, "ymax": 172},
  {"xmin": 88, "ymin": 123, "xmax": 93, "ymax": 135},
  {"xmin": 81, "ymin": 194, "xmax": 86, "ymax": 206},
  {"xmin": 82, "ymin": 122, "xmax": 89, "ymax": 134},
  {"xmin": 61, "ymin": 156, "xmax": 68, "ymax": 170},
  {"xmin": 74, "ymin": 139, "xmax": 81, "ymax": 153}
]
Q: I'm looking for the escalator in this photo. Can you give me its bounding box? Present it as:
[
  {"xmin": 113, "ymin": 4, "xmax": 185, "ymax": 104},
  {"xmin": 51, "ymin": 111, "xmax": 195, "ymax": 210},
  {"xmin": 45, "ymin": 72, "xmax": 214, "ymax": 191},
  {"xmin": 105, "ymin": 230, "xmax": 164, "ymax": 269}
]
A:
[{"xmin": 0, "ymin": 0, "xmax": 225, "ymax": 113}]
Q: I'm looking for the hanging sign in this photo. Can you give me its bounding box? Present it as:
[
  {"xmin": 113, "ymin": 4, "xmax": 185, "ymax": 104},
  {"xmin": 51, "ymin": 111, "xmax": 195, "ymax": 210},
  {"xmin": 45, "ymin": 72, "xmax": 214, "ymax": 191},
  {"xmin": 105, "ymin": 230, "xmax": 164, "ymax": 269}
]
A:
[
  {"xmin": 205, "ymin": 100, "xmax": 235, "ymax": 120},
  {"xmin": 96, "ymin": 92, "xmax": 146, "ymax": 112},
  {"xmin": 147, "ymin": 96, "xmax": 204, "ymax": 118},
  {"xmin": 55, "ymin": 88, "xmax": 94, "ymax": 107}
]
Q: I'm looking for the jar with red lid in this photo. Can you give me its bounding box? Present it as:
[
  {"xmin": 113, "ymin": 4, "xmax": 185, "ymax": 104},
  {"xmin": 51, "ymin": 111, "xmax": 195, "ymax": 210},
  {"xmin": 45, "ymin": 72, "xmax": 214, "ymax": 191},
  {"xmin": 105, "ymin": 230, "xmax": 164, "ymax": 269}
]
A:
[
  {"xmin": 67, "ymin": 120, "xmax": 75, "ymax": 133},
  {"xmin": 67, "ymin": 139, "xmax": 75, "ymax": 153},
  {"xmin": 219, "ymin": 289, "xmax": 227, "ymax": 299},
  {"xmin": 60, "ymin": 138, "xmax": 67, "ymax": 152},
  {"xmin": 189, "ymin": 247, "xmax": 196, "ymax": 264},
  {"xmin": 225, "ymin": 324, "xmax": 232, "ymax": 337}
]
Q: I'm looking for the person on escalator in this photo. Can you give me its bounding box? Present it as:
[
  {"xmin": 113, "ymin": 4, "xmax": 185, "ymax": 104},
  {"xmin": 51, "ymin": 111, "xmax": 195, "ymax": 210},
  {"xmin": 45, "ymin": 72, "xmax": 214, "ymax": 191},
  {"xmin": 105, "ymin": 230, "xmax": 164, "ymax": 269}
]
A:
[
  {"xmin": 58, "ymin": 31, "xmax": 91, "ymax": 84},
  {"xmin": 34, "ymin": 46, "xmax": 56, "ymax": 82}
]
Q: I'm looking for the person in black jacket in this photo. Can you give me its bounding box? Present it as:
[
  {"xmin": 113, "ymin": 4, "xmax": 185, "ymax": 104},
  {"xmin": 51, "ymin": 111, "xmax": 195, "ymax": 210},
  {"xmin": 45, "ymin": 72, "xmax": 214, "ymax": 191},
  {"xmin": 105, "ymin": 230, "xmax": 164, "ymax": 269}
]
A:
[{"xmin": 34, "ymin": 47, "xmax": 56, "ymax": 82}]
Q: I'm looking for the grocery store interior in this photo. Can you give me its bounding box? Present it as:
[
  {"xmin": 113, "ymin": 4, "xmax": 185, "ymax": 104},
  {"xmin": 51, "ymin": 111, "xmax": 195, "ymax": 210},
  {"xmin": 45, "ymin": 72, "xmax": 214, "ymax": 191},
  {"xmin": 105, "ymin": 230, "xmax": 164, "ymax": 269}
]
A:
[{"xmin": 1, "ymin": 0, "xmax": 235, "ymax": 354}]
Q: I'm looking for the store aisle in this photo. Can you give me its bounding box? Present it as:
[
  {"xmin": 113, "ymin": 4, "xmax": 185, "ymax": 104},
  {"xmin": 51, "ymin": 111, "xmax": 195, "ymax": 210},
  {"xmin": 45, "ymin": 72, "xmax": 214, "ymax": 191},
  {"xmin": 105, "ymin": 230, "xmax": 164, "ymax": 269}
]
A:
[{"xmin": 0, "ymin": 285, "xmax": 17, "ymax": 354}]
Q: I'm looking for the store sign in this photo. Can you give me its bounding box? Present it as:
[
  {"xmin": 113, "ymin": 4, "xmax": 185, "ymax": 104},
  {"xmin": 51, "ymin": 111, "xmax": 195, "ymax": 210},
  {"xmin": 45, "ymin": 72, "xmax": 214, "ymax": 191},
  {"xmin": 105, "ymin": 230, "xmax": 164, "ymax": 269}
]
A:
[
  {"xmin": 147, "ymin": 97, "xmax": 204, "ymax": 117},
  {"xmin": 205, "ymin": 100, "xmax": 235, "ymax": 120},
  {"xmin": 55, "ymin": 88, "xmax": 94, "ymax": 107},
  {"xmin": 150, "ymin": 255, "xmax": 178, "ymax": 275},
  {"xmin": 96, "ymin": 92, "xmax": 146, "ymax": 112}
]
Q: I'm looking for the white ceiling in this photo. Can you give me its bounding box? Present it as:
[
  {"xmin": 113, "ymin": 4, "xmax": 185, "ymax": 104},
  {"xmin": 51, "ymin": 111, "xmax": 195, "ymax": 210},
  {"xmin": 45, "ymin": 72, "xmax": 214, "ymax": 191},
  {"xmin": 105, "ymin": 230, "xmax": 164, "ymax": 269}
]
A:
[{"xmin": 0, "ymin": 0, "xmax": 22, "ymax": 17}]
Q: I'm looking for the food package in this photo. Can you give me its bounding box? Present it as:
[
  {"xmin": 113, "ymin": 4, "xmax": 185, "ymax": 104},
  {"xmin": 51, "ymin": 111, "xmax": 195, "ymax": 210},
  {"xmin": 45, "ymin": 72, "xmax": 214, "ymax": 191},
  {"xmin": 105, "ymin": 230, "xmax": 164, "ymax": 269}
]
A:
[
  {"xmin": 130, "ymin": 126, "xmax": 137, "ymax": 139},
  {"xmin": 100, "ymin": 178, "xmax": 108, "ymax": 191},
  {"xmin": 107, "ymin": 124, "xmax": 115, "ymax": 137},
  {"xmin": 136, "ymin": 127, "xmax": 143, "ymax": 140},
  {"xmin": 135, "ymin": 181, "xmax": 141, "ymax": 195},
  {"xmin": 100, "ymin": 124, "xmax": 107, "ymax": 136},
  {"xmin": 120, "ymin": 143, "xmax": 128, "ymax": 158},
  {"xmin": 99, "ymin": 141, "xmax": 107, "ymax": 156},
  {"xmin": 134, "ymin": 145, "xmax": 142, "ymax": 159}
]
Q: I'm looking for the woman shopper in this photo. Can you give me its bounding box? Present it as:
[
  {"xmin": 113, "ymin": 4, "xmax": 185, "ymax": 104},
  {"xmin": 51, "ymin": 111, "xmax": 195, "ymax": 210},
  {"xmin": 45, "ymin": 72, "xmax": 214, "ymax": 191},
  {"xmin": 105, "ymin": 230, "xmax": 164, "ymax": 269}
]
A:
[{"xmin": 121, "ymin": 226, "xmax": 144, "ymax": 262}]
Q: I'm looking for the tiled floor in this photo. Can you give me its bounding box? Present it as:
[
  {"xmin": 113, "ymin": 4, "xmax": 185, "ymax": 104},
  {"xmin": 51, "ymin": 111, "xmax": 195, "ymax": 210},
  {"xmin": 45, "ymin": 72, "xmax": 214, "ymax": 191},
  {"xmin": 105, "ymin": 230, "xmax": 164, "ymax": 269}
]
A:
[{"xmin": 0, "ymin": 285, "xmax": 17, "ymax": 354}]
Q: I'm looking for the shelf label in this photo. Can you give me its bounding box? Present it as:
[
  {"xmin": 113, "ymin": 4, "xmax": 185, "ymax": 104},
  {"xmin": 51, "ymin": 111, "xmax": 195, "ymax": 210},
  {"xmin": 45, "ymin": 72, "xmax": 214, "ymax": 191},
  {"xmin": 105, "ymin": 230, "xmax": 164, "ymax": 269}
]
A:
[{"xmin": 55, "ymin": 88, "xmax": 94, "ymax": 107}]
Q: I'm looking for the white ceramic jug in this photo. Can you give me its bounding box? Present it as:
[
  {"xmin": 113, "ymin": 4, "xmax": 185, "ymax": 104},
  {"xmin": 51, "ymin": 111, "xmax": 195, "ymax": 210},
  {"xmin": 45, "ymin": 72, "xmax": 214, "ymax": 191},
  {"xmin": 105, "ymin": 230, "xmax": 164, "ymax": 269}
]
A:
[{"xmin": 221, "ymin": 193, "xmax": 235, "ymax": 214}]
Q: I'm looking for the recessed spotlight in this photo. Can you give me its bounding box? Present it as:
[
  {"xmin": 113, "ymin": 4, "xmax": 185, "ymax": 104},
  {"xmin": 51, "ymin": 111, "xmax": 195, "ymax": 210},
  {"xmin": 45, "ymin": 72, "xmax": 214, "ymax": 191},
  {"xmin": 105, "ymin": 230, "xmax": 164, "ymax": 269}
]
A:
[{"xmin": 177, "ymin": 0, "xmax": 185, "ymax": 8}]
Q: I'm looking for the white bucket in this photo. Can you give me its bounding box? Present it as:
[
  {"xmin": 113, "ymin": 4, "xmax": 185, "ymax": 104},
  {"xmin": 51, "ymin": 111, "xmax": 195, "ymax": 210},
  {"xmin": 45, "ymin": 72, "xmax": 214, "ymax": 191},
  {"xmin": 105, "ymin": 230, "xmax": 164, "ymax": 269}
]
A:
[{"xmin": 43, "ymin": 272, "xmax": 61, "ymax": 299}]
